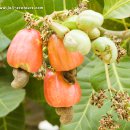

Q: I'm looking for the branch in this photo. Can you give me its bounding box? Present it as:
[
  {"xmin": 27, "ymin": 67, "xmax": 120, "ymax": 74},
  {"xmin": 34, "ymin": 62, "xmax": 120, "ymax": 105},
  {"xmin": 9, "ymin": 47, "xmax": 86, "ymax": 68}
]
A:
[
  {"xmin": 99, "ymin": 27, "xmax": 130, "ymax": 40},
  {"xmin": 104, "ymin": 63, "xmax": 113, "ymax": 96}
]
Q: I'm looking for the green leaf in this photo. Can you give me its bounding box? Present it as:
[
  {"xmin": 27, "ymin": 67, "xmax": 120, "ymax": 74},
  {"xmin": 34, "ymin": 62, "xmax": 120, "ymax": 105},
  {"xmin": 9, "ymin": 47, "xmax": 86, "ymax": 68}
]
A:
[
  {"xmin": 118, "ymin": 120, "xmax": 130, "ymax": 130},
  {"xmin": 0, "ymin": 104, "xmax": 25, "ymax": 130},
  {"xmin": 88, "ymin": 0, "xmax": 104, "ymax": 13},
  {"xmin": 25, "ymin": 76, "xmax": 44, "ymax": 103},
  {"xmin": 103, "ymin": 0, "xmax": 130, "ymax": 19},
  {"xmin": 0, "ymin": 81, "xmax": 25, "ymax": 117},
  {"xmin": 90, "ymin": 56, "xmax": 130, "ymax": 93},
  {"xmin": 0, "ymin": 51, "xmax": 7, "ymax": 63},
  {"xmin": 0, "ymin": 10, "xmax": 25, "ymax": 39},
  {"xmin": 0, "ymin": 29, "xmax": 10, "ymax": 52},
  {"xmin": 0, "ymin": 65, "xmax": 13, "ymax": 81},
  {"xmin": 102, "ymin": 19, "xmax": 126, "ymax": 30},
  {"xmin": 0, "ymin": 0, "xmax": 78, "ymax": 39}
]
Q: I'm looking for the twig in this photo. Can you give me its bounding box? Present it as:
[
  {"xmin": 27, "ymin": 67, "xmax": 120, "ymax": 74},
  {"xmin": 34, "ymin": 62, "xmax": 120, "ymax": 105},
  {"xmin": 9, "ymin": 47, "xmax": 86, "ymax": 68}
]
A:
[
  {"xmin": 105, "ymin": 63, "xmax": 113, "ymax": 96},
  {"xmin": 99, "ymin": 27, "xmax": 130, "ymax": 40}
]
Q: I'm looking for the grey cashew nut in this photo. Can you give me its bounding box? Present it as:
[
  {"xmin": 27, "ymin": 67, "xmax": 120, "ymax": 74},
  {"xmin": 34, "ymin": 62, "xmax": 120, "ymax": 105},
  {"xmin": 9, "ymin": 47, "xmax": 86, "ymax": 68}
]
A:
[{"xmin": 11, "ymin": 68, "xmax": 29, "ymax": 89}]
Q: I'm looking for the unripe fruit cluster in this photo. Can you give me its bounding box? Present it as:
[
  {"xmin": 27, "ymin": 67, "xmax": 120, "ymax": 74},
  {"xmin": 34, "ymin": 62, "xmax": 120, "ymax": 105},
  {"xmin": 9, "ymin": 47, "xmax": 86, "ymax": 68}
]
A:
[
  {"xmin": 51, "ymin": 10, "xmax": 104, "ymax": 56},
  {"xmin": 50, "ymin": 9, "xmax": 118, "ymax": 65}
]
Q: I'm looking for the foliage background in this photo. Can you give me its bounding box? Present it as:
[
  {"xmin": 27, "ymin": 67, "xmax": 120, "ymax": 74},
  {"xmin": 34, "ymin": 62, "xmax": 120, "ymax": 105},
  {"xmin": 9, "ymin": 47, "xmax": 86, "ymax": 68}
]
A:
[{"xmin": 0, "ymin": 0, "xmax": 130, "ymax": 130}]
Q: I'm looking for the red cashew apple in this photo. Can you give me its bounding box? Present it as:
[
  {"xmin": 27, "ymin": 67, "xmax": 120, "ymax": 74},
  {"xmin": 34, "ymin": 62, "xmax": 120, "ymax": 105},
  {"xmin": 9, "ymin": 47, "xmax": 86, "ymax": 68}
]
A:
[
  {"xmin": 7, "ymin": 29, "xmax": 43, "ymax": 73},
  {"xmin": 44, "ymin": 69, "xmax": 81, "ymax": 107},
  {"xmin": 48, "ymin": 34, "xmax": 84, "ymax": 71}
]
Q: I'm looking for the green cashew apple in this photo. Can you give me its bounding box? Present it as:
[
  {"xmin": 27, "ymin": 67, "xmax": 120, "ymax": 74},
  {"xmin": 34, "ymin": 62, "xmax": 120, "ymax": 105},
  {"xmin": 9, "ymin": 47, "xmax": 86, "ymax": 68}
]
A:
[
  {"xmin": 63, "ymin": 29, "xmax": 91, "ymax": 55},
  {"xmin": 62, "ymin": 15, "xmax": 78, "ymax": 30},
  {"xmin": 92, "ymin": 37, "xmax": 118, "ymax": 64},
  {"xmin": 77, "ymin": 10, "xmax": 104, "ymax": 32},
  {"xmin": 88, "ymin": 28, "xmax": 100, "ymax": 40},
  {"xmin": 50, "ymin": 21, "xmax": 70, "ymax": 38}
]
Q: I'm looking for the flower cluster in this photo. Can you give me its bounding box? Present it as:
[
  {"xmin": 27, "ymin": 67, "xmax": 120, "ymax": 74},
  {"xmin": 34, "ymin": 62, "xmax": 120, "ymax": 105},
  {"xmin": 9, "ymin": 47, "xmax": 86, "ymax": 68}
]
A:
[
  {"xmin": 98, "ymin": 114, "xmax": 120, "ymax": 130},
  {"xmin": 91, "ymin": 90, "xmax": 107, "ymax": 108},
  {"xmin": 112, "ymin": 91, "xmax": 130, "ymax": 121}
]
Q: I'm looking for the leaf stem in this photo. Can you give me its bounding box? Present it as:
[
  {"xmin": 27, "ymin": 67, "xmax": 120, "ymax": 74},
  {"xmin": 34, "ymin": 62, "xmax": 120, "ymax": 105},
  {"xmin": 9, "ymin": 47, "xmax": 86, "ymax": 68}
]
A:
[
  {"xmin": 63, "ymin": 0, "xmax": 66, "ymax": 10},
  {"xmin": 3, "ymin": 118, "xmax": 7, "ymax": 130},
  {"xmin": 99, "ymin": 27, "xmax": 130, "ymax": 40},
  {"xmin": 122, "ymin": 19, "xmax": 128, "ymax": 30},
  {"xmin": 121, "ymin": 37, "xmax": 130, "ymax": 47},
  {"xmin": 74, "ymin": 95, "xmax": 92, "ymax": 130},
  {"xmin": 110, "ymin": 19, "xmax": 130, "ymax": 27},
  {"xmin": 112, "ymin": 63, "xmax": 124, "ymax": 92},
  {"xmin": 104, "ymin": 63, "xmax": 112, "ymax": 96}
]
